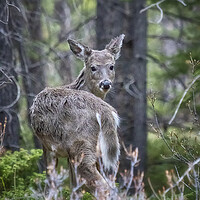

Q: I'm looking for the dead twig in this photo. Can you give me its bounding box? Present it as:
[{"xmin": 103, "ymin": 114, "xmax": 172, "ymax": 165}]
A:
[
  {"xmin": 163, "ymin": 157, "xmax": 200, "ymax": 196},
  {"xmin": 168, "ymin": 75, "xmax": 200, "ymax": 125},
  {"xmin": 148, "ymin": 178, "xmax": 161, "ymax": 200},
  {"xmin": 0, "ymin": 117, "xmax": 7, "ymax": 154},
  {"xmin": 0, "ymin": 0, "xmax": 21, "ymax": 24},
  {"xmin": 0, "ymin": 76, "xmax": 21, "ymax": 110},
  {"xmin": 140, "ymin": 0, "xmax": 186, "ymax": 23}
]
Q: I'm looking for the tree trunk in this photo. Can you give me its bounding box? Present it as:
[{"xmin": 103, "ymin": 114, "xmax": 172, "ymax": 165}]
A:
[
  {"xmin": 132, "ymin": 0, "xmax": 147, "ymax": 174},
  {"xmin": 0, "ymin": 1, "xmax": 21, "ymax": 151},
  {"xmin": 96, "ymin": 0, "xmax": 147, "ymax": 176},
  {"xmin": 54, "ymin": 0, "xmax": 73, "ymax": 84},
  {"xmin": 22, "ymin": 0, "xmax": 46, "ymax": 149}
]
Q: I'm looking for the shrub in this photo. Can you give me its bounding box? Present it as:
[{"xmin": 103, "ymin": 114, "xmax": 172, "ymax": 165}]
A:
[{"xmin": 0, "ymin": 148, "xmax": 45, "ymax": 199}]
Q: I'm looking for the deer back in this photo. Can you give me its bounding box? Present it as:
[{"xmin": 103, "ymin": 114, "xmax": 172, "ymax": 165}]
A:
[{"xmin": 30, "ymin": 87, "xmax": 119, "ymax": 161}]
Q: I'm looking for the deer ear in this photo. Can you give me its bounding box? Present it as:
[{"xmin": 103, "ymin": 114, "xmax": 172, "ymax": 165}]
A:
[
  {"xmin": 105, "ymin": 34, "xmax": 125, "ymax": 60},
  {"xmin": 68, "ymin": 39, "xmax": 92, "ymax": 60}
]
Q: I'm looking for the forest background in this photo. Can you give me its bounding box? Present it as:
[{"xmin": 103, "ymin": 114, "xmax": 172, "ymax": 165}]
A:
[{"xmin": 0, "ymin": 0, "xmax": 200, "ymax": 199}]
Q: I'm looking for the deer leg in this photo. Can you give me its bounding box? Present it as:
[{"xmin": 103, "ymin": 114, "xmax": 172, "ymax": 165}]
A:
[
  {"xmin": 79, "ymin": 155, "xmax": 109, "ymax": 199},
  {"xmin": 43, "ymin": 146, "xmax": 58, "ymax": 172},
  {"xmin": 43, "ymin": 146, "xmax": 59, "ymax": 199},
  {"xmin": 67, "ymin": 157, "xmax": 76, "ymax": 189},
  {"xmin": 43, "ymin": 146, "xmax": 48, "ymax": 173},
  {"xmin": 70, "ymin": 141, "xmax": 109, "ymax": 198}
]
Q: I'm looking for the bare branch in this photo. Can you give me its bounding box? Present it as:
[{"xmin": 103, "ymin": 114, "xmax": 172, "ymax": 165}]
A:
[
  {"xmin": 0, "ymin": 0, "xmax": 21, "ymax": 24},
  {"xmin": 0, "ymin": 76, "xmax": 21, "ymax": 110},
  {"xmin": 177, "ymin": 0, "xmax": 187, "ymax": 6},
  {"xmin": 6, "ymin": 0, "xmax": 21, "ymax": 13},
  {"xmin": 148, "ymin": 178, "xmax": 161, "ymax": 200},
  {"xmin": 0, "ymin": 69, "xmax": 13, "ymax": 88},
  {"xmin": 0, "ymin": 2, "xmax": 9, "ymax": 24},
  {"xmin": 147, "ymin": 54, "xmax": 186, "ymax": 89},
  {"xmin": 164, "ymin": 157, "xmax": 200, "ymax": 196},
  {"xmin": 148, "ymin": 90, "xmax": 190, "ymax": 163},
  {"xmin": 156, "ymin": 3, "xmax": 163, "ymax": 24},
  {"xmin": 124, "ymin": 79, "xmax": 143, "ymax": 99},
  {"xmin": 140, "ymin": 0, "xmax": 165, "ymax": 14},
  {"xmin": 0, "ymin": 117, "xmax": 7, "ymax": 154},
  {"xmin": 140, "ymin": 0, "xmax": 187, "ymax": 23},
  {"xmin": 49, "ymin": 15, "xmax": 96, "ymax": 53},
  {"xmin": 168, "ymin": 75, "xmax": 200, "ymax": 125}
]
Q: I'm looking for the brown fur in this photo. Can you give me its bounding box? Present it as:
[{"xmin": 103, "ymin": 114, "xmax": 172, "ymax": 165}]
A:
[
  {"xmin": 30, "ymin": 35, "xmax": 124, "ymax": 197},
  {"xmin": 67, "ymin": 34, "xmax": 125, "ymax": 99}
]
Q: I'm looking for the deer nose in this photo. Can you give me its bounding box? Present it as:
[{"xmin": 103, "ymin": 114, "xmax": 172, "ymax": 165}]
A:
[{"xmin": 100, "ymin": 80, "xmax": 112, "ymax": 90}]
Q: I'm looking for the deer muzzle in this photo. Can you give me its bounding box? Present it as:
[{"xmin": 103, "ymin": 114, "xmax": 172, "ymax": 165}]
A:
[{"xmin": 99, "ymin": 80, "xmax": 112, "ymax": 90}]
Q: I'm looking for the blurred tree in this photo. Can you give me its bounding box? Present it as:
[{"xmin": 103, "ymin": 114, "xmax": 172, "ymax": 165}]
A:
[
  {"xmin": 54, "ymin": 0, "xmax": 73, "ymax": 84},
  {"xmin": 0, "ymin": 0, "xmax": 46, "ymax": 153},
  {"xmin": 96, "ymin": 0, "xmax": 147, "ymax": 177},
  {"xmin": 21, "ymin": 0, "xmax": 46, "ymax": 150},
  {"xmin": 147, "ymin": 0, "xmax": 200, "ymax": 128},
  {"xmin": 0, "ymin": 1, "xmax": 21, "ymax": 151},
  {"xmin": 145, "ymin": 0, "xmax": 200, "ymax": 195}
]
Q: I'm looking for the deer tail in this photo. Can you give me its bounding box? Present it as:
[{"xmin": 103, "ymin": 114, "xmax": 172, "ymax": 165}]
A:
[{"xmin": 96, "ymin": 112, "xmax": 120, "ymax": 171}]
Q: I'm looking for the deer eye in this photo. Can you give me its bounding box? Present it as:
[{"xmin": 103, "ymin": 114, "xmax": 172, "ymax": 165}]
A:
[
  {"xmin": 110, "ymin": 65, "xmax": 114, "ymax": 70},
  {"xmin": 91, "ymin": 66, "xmax": 97, "ymax": 72}
]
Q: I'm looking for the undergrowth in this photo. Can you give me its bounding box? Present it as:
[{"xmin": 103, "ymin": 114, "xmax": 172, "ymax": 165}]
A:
[
  {"xmin": 0, "ymin": 148, "xmax": 93, "ymax": 200},
  {"xmin": 0, "ymin": 149, "xmax": 45, "ymax": 199}
]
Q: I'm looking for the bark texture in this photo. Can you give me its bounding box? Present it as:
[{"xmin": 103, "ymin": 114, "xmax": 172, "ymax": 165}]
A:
[
  {"xmin": 54, "ymin": 0, "xmax": 73, "ymax": 84},
  {"xmin": 0, "ymin": 1, "xmax": 21, "ymax": 151},
  {"xmin": 96, "ymin": 0, "xmax": 147, "ymax": 174},
  {"xmin": 22, "ymin": 0, "xmax": 46, "ymax": 149}
]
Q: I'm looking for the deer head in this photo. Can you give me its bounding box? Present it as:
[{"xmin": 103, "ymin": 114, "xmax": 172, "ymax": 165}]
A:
[{"xmin": 68, "ymin": 34, "xmax": 125, "ymax": 99}]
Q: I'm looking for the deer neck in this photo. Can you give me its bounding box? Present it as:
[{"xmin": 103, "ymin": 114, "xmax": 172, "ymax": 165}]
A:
[{"xmin": 65, "ymin": 67, "xmax": 106, "ymax": 100}]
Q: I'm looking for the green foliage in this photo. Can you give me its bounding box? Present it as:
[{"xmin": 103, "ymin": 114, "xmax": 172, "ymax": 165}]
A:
[
  {"xmin": 0, "ymin": 149, "xmax": 44, "ymax": 199},
  {"xmin": 146, "ymin": 133, "xmax": 174, "ymax": 193},
  {"xmin": 42, "ymin": 0, "xmax": 55, "ymax": 15},
  {"xmin": 147, "ymin": 133, "xmax": 171, "ymax": 164},
  {"xmin": 82, "ymin": 192, "xmax": 94, "ymax": 200},
  {"xmin": 0, "ymin": 149, "xmax": 94, "ymax": 199},
  {"xmin": 168, "ymin": 127, "xmax": 200, "ymax": 160},
  {"xmin": 3, "ymin": 0, "xmax": 200, "ymax": 198},
  {"xmin": 146, "ymin": 129, "xmax": 200, "ymax": 198}
]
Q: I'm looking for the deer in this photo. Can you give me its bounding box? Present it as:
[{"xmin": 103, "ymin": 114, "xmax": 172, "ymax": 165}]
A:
[
  {"xmin": 30, "ymin": 34, "xmax": 125, "ymax": 198},
  {"xmin": 66, "ymin": 34, "xmax": 124, "ymax": 100}
]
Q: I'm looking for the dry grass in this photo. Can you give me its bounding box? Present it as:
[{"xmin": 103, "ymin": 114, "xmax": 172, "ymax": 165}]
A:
[{"xmin": 0, "ymin": 117, "xmax": 7, "ymax": 156}]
